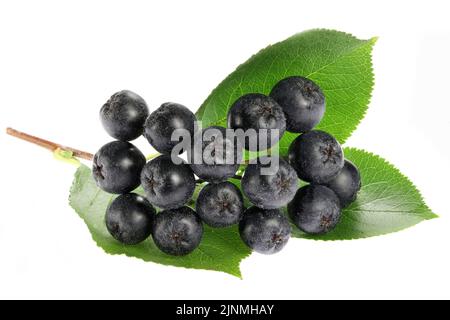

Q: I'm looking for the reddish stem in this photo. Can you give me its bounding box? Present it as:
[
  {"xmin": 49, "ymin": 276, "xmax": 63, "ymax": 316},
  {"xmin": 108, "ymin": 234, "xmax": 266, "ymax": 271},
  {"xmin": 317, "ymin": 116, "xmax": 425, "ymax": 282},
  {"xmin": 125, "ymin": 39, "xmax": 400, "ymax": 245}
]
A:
[{"xmin": 6, "ymin": 127, "xmax": 94, "ymax": 161}]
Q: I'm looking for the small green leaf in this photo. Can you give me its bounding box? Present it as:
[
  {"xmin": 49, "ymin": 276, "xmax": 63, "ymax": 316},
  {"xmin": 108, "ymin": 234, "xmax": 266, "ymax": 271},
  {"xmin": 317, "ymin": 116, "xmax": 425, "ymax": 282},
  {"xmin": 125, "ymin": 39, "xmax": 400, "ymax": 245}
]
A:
[
  {"xmin": 69, "ymin": 165, "xmax": 251, "ymax": 278},
  {"xmin": 196, "ymin": 29, "xmax": 376, "ymax": 156},
  {"xmin": 292, "ymin": 148, "xmax": 438, "ymax": 240},
  {"xmin": 53, "ymin": 148, "xmax": 80, "ymax": 166},
  {"xmin": 146, "ymin": 153, "xmax": 160, "ymax": 161}
]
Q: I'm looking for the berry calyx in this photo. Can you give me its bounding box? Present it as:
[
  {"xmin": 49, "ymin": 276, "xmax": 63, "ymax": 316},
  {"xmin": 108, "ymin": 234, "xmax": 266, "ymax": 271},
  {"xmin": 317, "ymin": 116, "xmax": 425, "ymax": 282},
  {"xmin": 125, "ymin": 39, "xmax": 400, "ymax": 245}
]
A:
[
  {"xmin": 270, "ymin": 76, "xmax": 325, "ymax": 133},
  {"xmin": 92, "ymin": 141, "xmax": 146, "ymax": 194},
  {"xmin": 152, "ymin": 206, "xmax": 203, "ymax": 256},
  {"xmin": 227, "ymin": 93, "xmax": 286, "ymax": 151},
  {"xmin": 288, "ymin": 185, "xmax": 341, "ymax": 235},
  {"xmin": 288, "ymin": 130, "xmax": 344, "ymax": 184},
  {"xmin": 239, "ymin": 206, "xmax": 291, "ymax": 254},
  {"xmin": 242, "ymin": 156, "xmax": 298, "ymax": 209},
  {"xmin": 196, "ymin": 181, "xmax": 244, "ymax": 227}
]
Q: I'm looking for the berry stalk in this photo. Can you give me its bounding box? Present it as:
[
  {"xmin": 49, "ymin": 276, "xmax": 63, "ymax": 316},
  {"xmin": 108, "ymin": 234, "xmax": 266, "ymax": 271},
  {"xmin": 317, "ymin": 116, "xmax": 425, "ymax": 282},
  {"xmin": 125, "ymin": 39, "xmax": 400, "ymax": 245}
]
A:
[{"xmin": 6, "ymin": 127, "xmax": 94, "ymax": 161}]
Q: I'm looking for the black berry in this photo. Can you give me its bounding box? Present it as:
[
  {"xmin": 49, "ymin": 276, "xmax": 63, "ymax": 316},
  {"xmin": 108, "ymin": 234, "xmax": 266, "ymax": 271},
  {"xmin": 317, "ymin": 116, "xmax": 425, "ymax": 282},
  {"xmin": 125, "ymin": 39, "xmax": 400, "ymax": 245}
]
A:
[
  {"xmin": 288, "ymin": 185, "xmax": 341, "ymax": 235},
  {"xmin": 239, "ymin": 207, "xmax": 291, "ymax": 254},
  {"xmin": 190, "ymin": 126, "xmax": 242, "ymax": 182},
  {"xmin": 140, "ymin": 155, "xmax": 195, "ymax": 209},
  {"xmin": 227, "ymin": 93, "xmax": 286, "ymax": 151},
  {"xmin": 152, "ymin": 206, "xmax": 203, "ymax": 256},
  {"xmin": 196, "ymin": 181, "xmax": 244, "ymax": 227},
  {"xmin": 105, "ymin": 193, "xmax": 155, "ymax": 245},
  {"xmin": 324, "ymin": 159, "xmax": 361, "ymax": 207},
  {"xmin": 241, "ymin": 156, "xmax": 297, "ymax": 209},
  {"xmin": 270, "ymin": 76, "xmax": 325, "ymax": 133},
  {"xmin": 288, "ymin": 130, "xmax": 344, "ymax": 184},
  {"xmin": 92, "ymin": 141, "xmax": 146, "ymax": 194},
  {"xmin": 144, "ymin": 102, "xmax": 196, "ymax": 154},
  {"xmin": 100, "ymin": 90, "xmax": 149, "ymax": 141}
]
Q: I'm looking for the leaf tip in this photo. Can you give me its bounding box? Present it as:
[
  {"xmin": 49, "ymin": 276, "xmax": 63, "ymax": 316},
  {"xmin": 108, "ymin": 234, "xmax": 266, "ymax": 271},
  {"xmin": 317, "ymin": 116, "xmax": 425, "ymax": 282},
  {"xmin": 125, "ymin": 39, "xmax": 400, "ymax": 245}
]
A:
[
  {"xmin": 369, "ymin": 36, "xmax": 379, "ymax": 45},
  {"xmin": 234, "ymin": 272, "xmax": 244, "ymax": 280},
  {"xmin": 427, "ymin": 212, "xmax": 439, "ymax": 220}
]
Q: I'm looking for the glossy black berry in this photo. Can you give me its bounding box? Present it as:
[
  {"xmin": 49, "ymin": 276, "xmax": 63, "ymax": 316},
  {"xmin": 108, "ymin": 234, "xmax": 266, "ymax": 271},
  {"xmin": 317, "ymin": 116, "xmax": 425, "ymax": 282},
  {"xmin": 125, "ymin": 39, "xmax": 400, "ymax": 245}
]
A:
[
  {"xmin": 100, "ymin": 90, "xmax": 149, "ymax": 141},
  {"xmin": 288, "ymin": 130, "xmax": 344, "ymax": 184},
  {"xmin": 270, "ymin": 76, "xmax": 325, "ymax": 133},
  {"xmin": 105, "ymin": 193, "xmax": 155, "ymax": 245},
  {"xmin": 144, "ymin": 102, "xmax": 196, "ymax": 154},
  {"xmin": 190, "ymin": 126, "xmax": 242, "ymax": 182},
  {"xmin": 92, "ymin": 141, "xmax": 146, "ymax": 194},
  {"xmin": 196, "ymin": 182, "xmax": 244, "ymax": 227},
  {"xmin": 241, "ymin": 156, "xmax": 297, "ymax": 209},
  {"xmin": 152, "ymin": 206, "xmax": 203, "ymax": 256},
  {"xmin": 140, "ymin": 155, "xmax": 195, "ymax": 209},
  {"xmin": 227, "ymin": 93, "xmax": 286, "ymax": 151},
  {"xmin": 239, "ymin": 207, "xmax": 291, "ymax": 254},
  {"xmin": 324, "ymin": 159, "xmax": 361, "ymax": 207},
  {"xmin": 288, "ymin": 185, "xmax": 341, "ymax": 235}
]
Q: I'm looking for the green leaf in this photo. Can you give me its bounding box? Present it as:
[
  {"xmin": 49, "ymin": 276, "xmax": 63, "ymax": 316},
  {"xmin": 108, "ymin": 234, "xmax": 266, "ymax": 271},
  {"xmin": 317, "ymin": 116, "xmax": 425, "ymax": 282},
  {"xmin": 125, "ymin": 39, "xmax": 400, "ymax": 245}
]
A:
[
  {"xmin": 291, "ymin": 148, "xmax": 438, "ymax": 240},
  {"xmin": 196, "ymin": 29, "xmax": 377, "ymax": 156},
  {"xmin": 69, "ymin": 165, "xmax": 251, "ymax": 278},
  {"xmin": 53, "ymin": 148, "xmax": 80, "ymax": 166}
]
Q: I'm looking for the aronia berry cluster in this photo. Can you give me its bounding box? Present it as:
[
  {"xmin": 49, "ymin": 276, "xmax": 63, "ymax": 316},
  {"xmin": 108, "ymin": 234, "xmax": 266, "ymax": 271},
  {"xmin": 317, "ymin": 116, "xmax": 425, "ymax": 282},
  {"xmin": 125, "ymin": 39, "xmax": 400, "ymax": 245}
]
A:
[{"xmin": 92, "ymin": 76, "xmax": 361, "ymax": 256}]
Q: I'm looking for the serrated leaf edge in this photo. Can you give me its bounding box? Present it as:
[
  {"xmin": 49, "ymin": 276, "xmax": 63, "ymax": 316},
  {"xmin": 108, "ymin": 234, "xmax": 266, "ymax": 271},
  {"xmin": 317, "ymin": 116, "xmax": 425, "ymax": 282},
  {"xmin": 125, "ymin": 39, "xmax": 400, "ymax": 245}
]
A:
[
  {"xmin": 68, "ymin": 165, "xmax": 247, "ymax": 278},
  {"xmin": 196, "ymin": 30, "xmax": 378, "ymax": 145},
  {"xmin": 295, "ymin": 147, "xmax": 438, "ymax": 242}
]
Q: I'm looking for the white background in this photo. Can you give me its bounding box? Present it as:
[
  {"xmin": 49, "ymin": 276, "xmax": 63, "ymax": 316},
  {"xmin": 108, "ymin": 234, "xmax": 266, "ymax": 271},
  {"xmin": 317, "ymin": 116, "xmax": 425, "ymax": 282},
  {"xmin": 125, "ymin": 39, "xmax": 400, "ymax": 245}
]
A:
[{"xmin": 1, "ymin": 0, "xmax": 449, "ymax": 300}]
